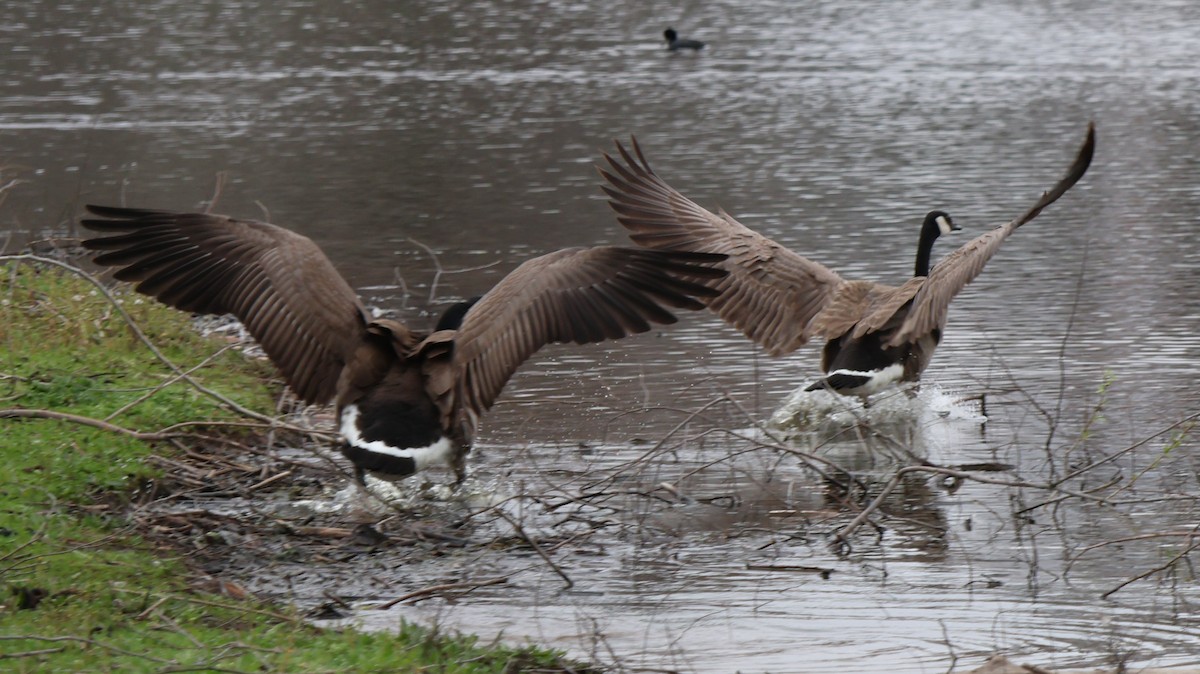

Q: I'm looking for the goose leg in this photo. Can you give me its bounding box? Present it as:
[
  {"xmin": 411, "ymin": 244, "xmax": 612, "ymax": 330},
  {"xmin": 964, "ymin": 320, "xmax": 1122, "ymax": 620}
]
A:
[{"xmin": 451, "ymin": 451, "xmax": 469, "ymax": 486}]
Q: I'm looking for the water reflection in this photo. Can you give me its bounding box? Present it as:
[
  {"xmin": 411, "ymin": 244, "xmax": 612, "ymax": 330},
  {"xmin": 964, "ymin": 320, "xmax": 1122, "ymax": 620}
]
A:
[{"xmin": 4, "ymin": 0, "xmax": 1200, "ymax": 670}]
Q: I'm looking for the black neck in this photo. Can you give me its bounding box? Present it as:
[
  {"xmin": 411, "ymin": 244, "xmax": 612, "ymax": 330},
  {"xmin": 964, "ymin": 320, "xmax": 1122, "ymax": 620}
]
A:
[
  {"xmin": 914, "ymin": 219, "xmax": 940, "ymax": 277},
  {"xmin": 435, "ymin": 296, "xmax": 482, "ymax": 332}
]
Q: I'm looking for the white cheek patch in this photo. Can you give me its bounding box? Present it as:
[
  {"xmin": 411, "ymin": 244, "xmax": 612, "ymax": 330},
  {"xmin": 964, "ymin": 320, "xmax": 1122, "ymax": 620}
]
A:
[
  {"xmin": 339, "ymin": 404, "xmax": 457, "ymax": 472},
  {"xmin": 936, "ymin": 215, "xmax": 955, "ymax": 235}
]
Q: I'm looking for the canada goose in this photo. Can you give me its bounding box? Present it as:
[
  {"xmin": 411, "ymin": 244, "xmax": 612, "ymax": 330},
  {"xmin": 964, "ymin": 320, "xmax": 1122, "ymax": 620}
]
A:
[
  {"xmin": 664, "ymin": 28, "xmax": 705, "ymax": 51},
  {"xmin": 599, "ymin": 123, "xmax": 1095, "ymax": 397},
  {"xmin": 80, "ymin": 205, "xmax": 727, "ymax": 483}
]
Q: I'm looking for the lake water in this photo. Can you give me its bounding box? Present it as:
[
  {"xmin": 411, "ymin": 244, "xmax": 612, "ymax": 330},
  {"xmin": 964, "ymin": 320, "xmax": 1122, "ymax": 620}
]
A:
[{"xmin": 4, "ymin": 0, "xmax": 1200, "ymax": 671}]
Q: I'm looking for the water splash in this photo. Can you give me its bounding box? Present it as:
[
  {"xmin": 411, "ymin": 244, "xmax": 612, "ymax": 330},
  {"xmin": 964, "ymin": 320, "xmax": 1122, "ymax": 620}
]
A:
[
  {"xmin": 769, "ymin": 382, "xmax": 986, "ymax": 435},
  {"xmin": 765, "ymin": 383, "xmax": 989, "ymax": 470},
  {"xmin": 280, "ymin": 472, "xmax": 503, "ymax": 519}
]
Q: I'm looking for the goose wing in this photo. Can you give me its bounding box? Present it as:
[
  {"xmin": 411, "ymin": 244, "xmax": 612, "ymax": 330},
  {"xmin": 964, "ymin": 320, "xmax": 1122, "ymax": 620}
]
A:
[
  {"xmin": 431, "ymin": 247, "xmax": 726, "ymax": 435},
  {"xmin": 599, "ymin": 138, "xmax": 846, "ymax": 356},
  {"xmin": 889, "ymin": 123, "xmax": 1096, "ymax": 347},
  {"xmin": 80, "ymin": 205, "xmax": 371, "ymax": 404},
  {"xmin": 803, "ymin": 277, "xmax": 925, "ymax": 341}
]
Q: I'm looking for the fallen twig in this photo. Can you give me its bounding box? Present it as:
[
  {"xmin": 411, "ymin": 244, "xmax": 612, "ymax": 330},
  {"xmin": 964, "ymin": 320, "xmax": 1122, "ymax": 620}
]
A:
[
  {"xmin": 108, "ymin": 587, "xmax": 301, "ymax": 624},
  {"xmin": 290, "ymin": 526, "xmax": 354, "ymax": 538},
  {"xmin": 0, "ymin": 635, "xmax": 173, "ymax": 664},
  {"xmin": 744, "ymin": 563, "xmax": 834, "ymax": 578},
  {"xmin": 374, "ymin": 576, "xmax": 509, "ymax": 610},
  {"xmin": 493, "ymin": 509, "xmax": 574, "ymax": 589},
  {"xmin": 0, "ymin": 647, "xmax": 67, "ymax": 659},
  {"xmin": 2, "ymin": 254, "xmax": 281, "ymax": 425},
  {"xmin": 833, "ymin": 464, "xmax": 1111, "ymax": 547},
  {"xmin": 245, "ymin": 470, "xmax": 293, "ymax": 493},
  {"xmin": 0, "ymin": 408, "xmax": 187, "ymax": 441},
  {"xmin": 1099, "ymin": 527, "xmax": 1200, "ymax": 599},
  {"xmin": 104, "ymin": 343, "xmax": 241, "ymax": 422}
]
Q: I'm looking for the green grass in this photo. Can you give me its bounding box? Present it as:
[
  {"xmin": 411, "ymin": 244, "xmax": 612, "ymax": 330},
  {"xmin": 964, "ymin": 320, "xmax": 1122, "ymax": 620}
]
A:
[
  {"xmin": 2, "ymin": 260, "xmax": 277, "ymax": 499},
  {"xmin": 0, "ymin": 260, "xmax": 582, "ymax": 673}
]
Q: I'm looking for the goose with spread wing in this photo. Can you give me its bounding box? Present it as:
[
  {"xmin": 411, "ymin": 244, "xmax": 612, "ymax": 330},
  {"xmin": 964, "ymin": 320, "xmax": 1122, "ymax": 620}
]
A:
[
  {"xmin": 81, "ymin": 205, "xmax": 727, "ymax": 483},
  {"xmin": 598, "ymin": 123, "xmax": 1095, "ymax": 397}
]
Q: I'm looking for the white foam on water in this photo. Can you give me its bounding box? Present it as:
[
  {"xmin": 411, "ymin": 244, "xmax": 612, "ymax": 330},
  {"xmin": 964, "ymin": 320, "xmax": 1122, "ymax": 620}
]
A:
[{"xmin": 769, "ymin": 382, "xmax": 986, "ymax": 434}]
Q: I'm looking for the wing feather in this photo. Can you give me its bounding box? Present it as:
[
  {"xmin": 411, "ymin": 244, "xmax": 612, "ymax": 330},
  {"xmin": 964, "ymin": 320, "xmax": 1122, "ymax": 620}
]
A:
[
  {"xmin": 81, "ymin": 205, "xmax": 371, "ymax": 404},
  {"xmin": 890, "ymin": 123, "xmax": 1096, "ymax": 346},
  {"xmin": 442, "ymin": 247, "xmax": 726, "ymax": 430},
  {"xmin": 599, "ymin": 137, "xmax": 845, "ymax": 355}
]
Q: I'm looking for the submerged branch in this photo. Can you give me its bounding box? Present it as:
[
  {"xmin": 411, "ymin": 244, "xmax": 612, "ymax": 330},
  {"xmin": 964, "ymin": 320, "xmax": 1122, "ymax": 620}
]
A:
[
  {"xmin": 832, "ymin": 464, "xmax": 1110, "ymax": 548},
  {"xmin": 373, "ymin": 576, "xmax": 509, "ymax": 610},
  {"xmin": 1101, "ymin": 533, "xmax": 1200, "ymax": 600}
]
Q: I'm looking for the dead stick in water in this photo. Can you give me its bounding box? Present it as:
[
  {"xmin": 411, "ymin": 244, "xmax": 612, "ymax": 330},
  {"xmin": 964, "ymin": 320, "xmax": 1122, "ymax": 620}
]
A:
[
  {"xmin": 493, "ymin": 509, "xmax": 574, "ymax": 589},
  {"xmin": 1100, "ymin": 532, "xmax": 1200, "ymax": 599},
  {"xmin": 745, "ymin": 564, "xmax": 834, "ymax": 578},
  {"xmin": 834, "ymin": 464, "xmax": 1104, "ymax": 547},
  {"xmin": 289, "ymin": 526, "xmax": 354, "ymax": 538},
  {"xmin": 374, "ymin": 576, "xmax": 508, "ymax": 610}
]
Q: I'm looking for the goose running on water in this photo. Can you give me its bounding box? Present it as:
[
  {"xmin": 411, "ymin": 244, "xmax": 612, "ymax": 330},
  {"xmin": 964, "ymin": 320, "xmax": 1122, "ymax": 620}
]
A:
[
  {"xmin": 81, "ymin": 205, "xmax": 728, "ymax": 483},
  {"xmin": 598, "ymin": 123, "xmax": 1096, "ymax": 398}
]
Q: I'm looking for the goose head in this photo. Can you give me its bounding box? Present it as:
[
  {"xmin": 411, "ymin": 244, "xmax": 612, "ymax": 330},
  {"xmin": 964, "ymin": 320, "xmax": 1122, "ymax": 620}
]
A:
[{"xmin": 915, "ymin": 210, "xmax": 961, "ymax": 276}]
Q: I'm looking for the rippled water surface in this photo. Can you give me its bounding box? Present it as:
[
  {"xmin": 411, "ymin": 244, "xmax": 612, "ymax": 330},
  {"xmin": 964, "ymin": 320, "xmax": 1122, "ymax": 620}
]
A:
[{"xmin": 4, "ymin": 1, "xmax": 1200, "ymax": 671}]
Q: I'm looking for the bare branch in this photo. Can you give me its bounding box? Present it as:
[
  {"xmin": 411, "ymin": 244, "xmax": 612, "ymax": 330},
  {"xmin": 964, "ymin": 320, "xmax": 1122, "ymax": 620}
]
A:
[
  {"xmin": 373, "ymin": 576, "xmax": 509, "ymax": 610},
  {"xmin": 1, "ymin": 254, "xmax": 282, "ymax": 425}
]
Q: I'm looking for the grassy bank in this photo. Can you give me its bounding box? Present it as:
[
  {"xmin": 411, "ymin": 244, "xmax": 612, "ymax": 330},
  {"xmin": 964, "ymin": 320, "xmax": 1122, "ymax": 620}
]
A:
[{"xmin": 0, "ymin": 257, "xmax": 582, "ymax": 672}]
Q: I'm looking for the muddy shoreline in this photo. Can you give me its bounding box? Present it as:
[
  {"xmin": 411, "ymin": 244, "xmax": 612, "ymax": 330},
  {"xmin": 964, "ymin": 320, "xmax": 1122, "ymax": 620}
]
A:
[{"xmin": 118, "ymin": 388, "xmax": 1200, "ymax": 673}]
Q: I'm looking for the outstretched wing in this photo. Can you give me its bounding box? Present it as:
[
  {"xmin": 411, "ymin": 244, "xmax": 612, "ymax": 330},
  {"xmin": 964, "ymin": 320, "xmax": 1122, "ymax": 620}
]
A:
[
  {"xmin": 801, "ymin": 278, "xmax": 924, "ymax": 341},
  {"xmin": 599, "ymin": 138, "xmax": 845, "ymax": 356},
  {"xmin": 890, "ymin": 123, "xmax": 1096, "ymax": 346},
  {"xmin": 81, "ymin": 205, "xmax": 371, "ymax": 404},
  {"xmin": 440, "ymin": 246, "xmax": 726, "ymax": 431}
]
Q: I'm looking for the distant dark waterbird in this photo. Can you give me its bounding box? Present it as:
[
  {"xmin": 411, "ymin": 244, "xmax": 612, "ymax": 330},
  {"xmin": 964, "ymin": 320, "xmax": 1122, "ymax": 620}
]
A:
[
  {"xmin": 599, "ymin": 123, "xmax": 1096, "ymax": 398},
  {"xmin": 664, "ymin": 28, "xmax": 705, "ymax": 51},
  {"xmin": 81, "ymin": 206, "xmax": 728, "ymax": 483}
]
